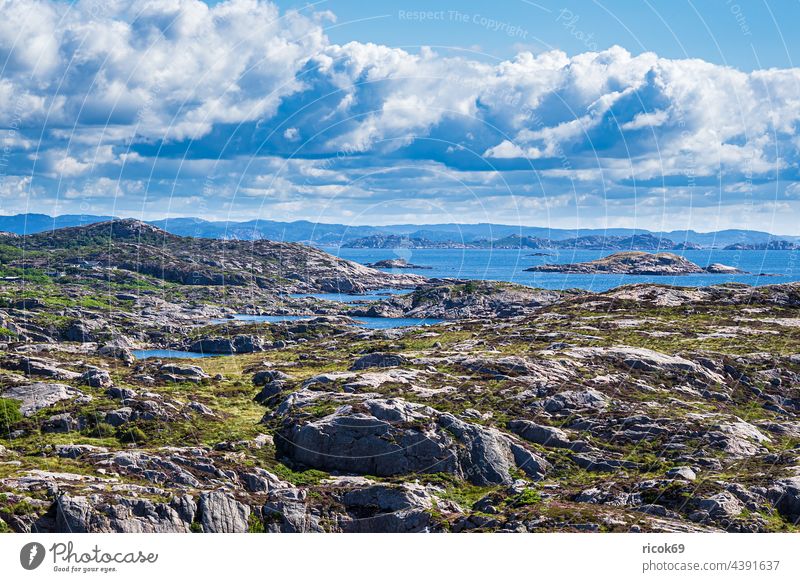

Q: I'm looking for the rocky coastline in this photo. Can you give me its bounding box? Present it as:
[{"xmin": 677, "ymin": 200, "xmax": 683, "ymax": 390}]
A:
[{"xmin": 1, "ymin": 222, "xmax": 799, "ymax": 533}]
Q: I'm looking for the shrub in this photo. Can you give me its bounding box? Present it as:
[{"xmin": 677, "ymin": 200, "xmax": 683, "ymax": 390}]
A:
[
  {"xmin": 85, "ymin": 422, "xmax": 116, "ymax": 438},
  {"xmin": 0, "ymin": 398, "xmax": 22, "ymax": 432},
  {"xmin": 116, "ymin": 426, "xmax": 147, "ymax": 444},
  {"xmin": 247, "ymin": 513, "xmax": 266, "ymax": 533}
]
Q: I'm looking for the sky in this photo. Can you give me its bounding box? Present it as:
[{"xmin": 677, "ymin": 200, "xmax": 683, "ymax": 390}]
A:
[{"xmin": 1, "ymin": 0, "xmax": 800, "ymax": 233}]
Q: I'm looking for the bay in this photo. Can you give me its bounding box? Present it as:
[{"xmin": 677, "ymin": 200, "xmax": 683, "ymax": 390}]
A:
[{"xmin": 329, "ymin": 248, "xmax": 800, "ymax": 292}]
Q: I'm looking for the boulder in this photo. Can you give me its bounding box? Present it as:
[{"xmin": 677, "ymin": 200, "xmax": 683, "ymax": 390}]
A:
[
  {"xmin": 666, "ymin": 467, "xmax": 697, "ymax": 481},
  {"xmin": 695, "ymin": 492, "xmax": 744, "ymax": 518},
  {"xmin": 159, "ymin": 363, "xmax": 209, "ymax": 383},
  {"xmin": 107, "ymin": 386, "xmax": 137, "ymax": 400},
  {"xmin": 63, "ymin": 321, "xmax": 96, "ymax": 343},
  {"xmin": 340, "ymin": 483, "xmax": 435, "ymax": 533},
  {"xmin": 252, "ymin": 370, "xmax": 290, "ymax": 386},
  {"xmin": 79, "ymin": 368, "xmax": 113, "ymax": 388},
  {"xmin": 507, "ymin": 419, "xmax": 590, "ymax": 451},
  {"xmin": 188, "ymin": 338, "xmax": 234, "ymax": 355},
  {"xmin": 350, "ymin": 352, "xmax": 409, "ymax": 371},
  {"xmin": 274, "ymin": 394, "xmax": 549, "ymax": 485},
  {"xmin": 55, "ymin": 492, "xmax": 196, "ymax": 533},
  {"xmin": 1, "ymin": 382, "xmax": 83, "ymax": 416},
  {"xmin": 0, "ymin": 355, "xmax": 80, "ymax": 380},
  {"xmin": 262, "ymin": 488, "xmax": 322, "ymax": 533},
  {"xmin": 97, "ymin": 344, "xmax": 135, "ymax": 365},
  {"xmin": 232, "ymin": 335, "xmax": 264, "ymax": 353},
  {"xmin": 104, "ymin": 407, "xmax": 133, "ymax": 427},
  {"xmin": 42, "ymin": 413, "xmax": 79, "ymax": 433},
  {"xmin": 197, "ymin": 491, "xmax": 250, "ymax": 533},
  {"xmin": 767, "ymin": 477, "xmax": 800, "ymax": 523},
  {"xmin": 543, "ymin": 389, "xmax": 609, "ymax": 413}
]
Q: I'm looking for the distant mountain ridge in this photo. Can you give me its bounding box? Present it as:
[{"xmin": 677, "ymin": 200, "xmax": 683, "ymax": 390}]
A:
[{"xmin": 0, "ymin": 213, "xmax": 798, "ymax": 248}]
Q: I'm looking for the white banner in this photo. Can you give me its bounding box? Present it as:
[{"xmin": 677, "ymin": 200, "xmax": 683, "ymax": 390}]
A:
[{"xmin": 1, "ymin": 533, "xmax": 797, "ymax": 582}]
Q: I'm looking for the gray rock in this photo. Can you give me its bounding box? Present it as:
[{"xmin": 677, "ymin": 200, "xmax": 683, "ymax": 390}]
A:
[
  {"xmin": 107, "ymin": 386, "xmax": 137, "ymax": 400},
  {"xmin": 543, "ymin": 389, "xmax": 609, "ymax": 413},
  {"xmin": 97, "ymin": 344, "xmax": 135, "ymax": 365},
  {"xmin": 104, "ymin": 407, "xmax": 133, "ymax": 427},
  {"xmin": 63, "ymin": 321, "xmax": 96, "ymax": 343},
  {"xmin": 42, "ymin": 413, "xmax": 79, "ymax": 433},
  {"xmin": 275, "ymin": 395, "xmax": 549, "ymax": 485},
  {"xmin": 55, "ymin": 492, "xmax": 196, "ymax": 533},
  {"xmin": 80, "ymin": 368, "xmax": 113, "ymax": 388},
  {"xmin": 159, "ymin": 363, "xmax": 209, "ymax": 383},
  {"xmin": 767, "ymin": 477, "xmax": 800, "ymax": 523},
  {"xmin": 254, "ymin": 381, "xmax": 285, "ymax": 405},
  {"xmin": 232, "ymin": 335, "xmax": 264, "ymax": 353},
  {"xmin": 341, "ymin": 483, "xmax": 434, "ymax": 533},
  {"xmin": 1, "ymin": 382, "xmax": 83, "ymax": 416},
  {"xmin": 508, "ymin": 419, "xmax": 589, "ymax": 451},
  {"xmin": 695, "ymin": 492, "xmax": 744, "ymax": 518},
  {"xmin": 252, "ymin": 370, "xmax": 290, "ymax": 386},
  {"xmin": 350, "ymin": 352, "xmax": 409, "ymax": 371},
  {"xmin": 666, "ymin": 466, "xmax": 697, "ymax": 481},
  {"xmin": 55, "ymin": 444, "xmax": 108, "ymax": 459},
  {"xmin": 0, "ymin": 355, "xmax": 80, "ymax": 380},
  {"xmin": 241, "ymin": 468, "xmax": 286, "ymax": 493},
  {"xmin": 188, "ymin": 337, "xmax": 234, "ymax": 354},
  {"xmin": 187, "ymin": 401, "xmax": 215, "ymax": 416},
  {"xmin": 197, "ymin": 491, "xmax": 250, "ymax": 533},
  {"xmin": 263, "ymin": 488, "xmax": 322, "ymax": 533}
]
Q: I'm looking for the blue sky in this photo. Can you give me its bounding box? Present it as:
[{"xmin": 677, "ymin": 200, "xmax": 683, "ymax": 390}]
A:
[
  {"xmin": 2, "ymin": 0, "xmax": 800, "ymax": 233},
  {"xmin": 269, "ymin": 0, "xmax": 800, "ymax": 71}
]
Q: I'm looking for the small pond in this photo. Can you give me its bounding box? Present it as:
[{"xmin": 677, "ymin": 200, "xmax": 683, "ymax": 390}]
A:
[
  {"xmin": 132, "ymin": 349, "xmax": 221, "ymax": 360},
  {"xmin": 216, "ymin": 314, "xmax": 444, "ymax": 329},
  {"xmin": 287, "ymin": 287, "xmax": 414, "ymax": 303}
]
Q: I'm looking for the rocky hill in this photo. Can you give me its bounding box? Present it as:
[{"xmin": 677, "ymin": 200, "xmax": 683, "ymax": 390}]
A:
[
  {"xmin": 0, "ymin": 219, "xmax": 423, "ymax": 293},
  {"xmin": 526, "ymin": 252, "xmax": 743, "ymax": 275}
]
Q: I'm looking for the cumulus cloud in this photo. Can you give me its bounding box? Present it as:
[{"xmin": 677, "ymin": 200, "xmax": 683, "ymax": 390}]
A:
[{"xmin": 1, "ymin": 0, "xmax": 800, "ymax": 230}]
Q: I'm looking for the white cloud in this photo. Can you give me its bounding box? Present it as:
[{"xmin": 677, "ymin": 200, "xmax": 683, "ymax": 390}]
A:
[{"xmin": 0, "ymin": 0, "xmax": 799, "ymax": 229}]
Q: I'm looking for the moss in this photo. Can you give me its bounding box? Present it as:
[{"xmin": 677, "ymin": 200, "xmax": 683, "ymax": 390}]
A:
[
  {"xmin": 0, "ymin": 398, "xmax": 22, "ymax": 432},
  {"xmin": 512, "ymin": 488, "xmax": 542, "ymax": 506},
  {"xmin": 247, "ymin": 512, "xmax": 266, "ymax": 533},
  {"xmin": 268, "ymin": 463, "xmax": 328, "ymax": 486}
]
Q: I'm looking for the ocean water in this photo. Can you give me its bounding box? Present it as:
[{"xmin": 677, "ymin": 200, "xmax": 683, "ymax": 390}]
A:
[{"xmin": 328, "ymin": 248, "xmax": 800, "ymax": 292}]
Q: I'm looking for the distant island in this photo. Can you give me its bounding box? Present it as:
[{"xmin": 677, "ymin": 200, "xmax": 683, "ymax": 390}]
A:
[
  {"xmin": 526, "ymin": 252, "xmax": 746, "ymax": 275},
  {"xmin": 344, "ymin": 233, "xmax": 707, "ymax": 250},
  {"xmin": 365, "ymin": 258, "xmax": 432, "ymax": 269},
  {"xmin": 1, "ymin": 213, "xmax": 799, "ymax": 250}
]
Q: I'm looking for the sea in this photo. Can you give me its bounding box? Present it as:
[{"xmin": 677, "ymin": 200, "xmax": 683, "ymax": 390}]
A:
[{"xmin": 327, "ymin": 248, "xmax": 800, "ymax": 293}]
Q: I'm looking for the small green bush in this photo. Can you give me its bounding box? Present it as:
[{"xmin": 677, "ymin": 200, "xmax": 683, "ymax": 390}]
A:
[
  {"xmin": 247, "ymin": 513, "xmax": 266, "ymax": 533},
  {"xmin": 85, "ymin": 422, "xmax": 116, "ymax": 438},
  {"xmin": 116, "ymin": 426, "xmax": 147, "ymax": 444},
  {"xmin": 0, "ymin": 398, "xmax": 22, "ymax": 431}
]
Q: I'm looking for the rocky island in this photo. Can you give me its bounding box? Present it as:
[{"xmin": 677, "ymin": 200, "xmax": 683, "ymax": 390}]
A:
[
  {"xmin": 0, "ymin": 222, "xmax": 799, "ymax": 534},
  {"xmin": 526, "ymin": 252, "xmax": 745, "ymax": 275},
  {"xmin": 365, "ymin": 258, "xmax": 432, "ymax": 269}
]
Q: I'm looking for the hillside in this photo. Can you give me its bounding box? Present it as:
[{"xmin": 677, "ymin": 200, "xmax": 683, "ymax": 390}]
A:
[{"xmin": 0, "ymin": 219, "xmax": 423, "ymax": 293}]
